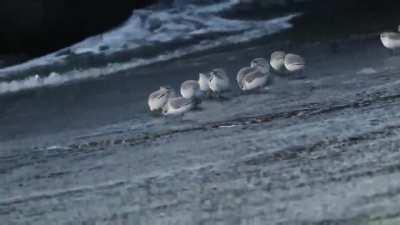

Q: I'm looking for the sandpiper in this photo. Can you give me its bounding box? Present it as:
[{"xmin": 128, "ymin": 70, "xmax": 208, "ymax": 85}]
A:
[
  {"xmin": 380, "ymin": 32, "xmax": 400, "ymax": 55},
  {"xmin": 148, "ymin": 86, "xmax": 176, "ymax": 112},
  {"xmin": 250, "ymin": 58, "xmax": 269, "ymax": 74},
  {"xmin": 284, "ymin": 53, "xmax": 305, "ymax": 76},
  {"xmin": 237, "ymin": 59, "xmax": 269, "ymax": 92},
  {"xmin": 162, "ymin": 97, "xmax": 195, "ymax": 116},
  {"xmin": 198, "ymin": 72, "xmax": 212, "ymax": 98},
  {"xmin": 241, "ymin": 69, "xmax": 269, "ymax": 91},
  {"xmin": 180, "ymin": 80, "xmax": 201, "ymax": 99},
  {"xmin": 198, "ymin": 73, "xmax": 210, "ymax": 92},
  {"xmin": 270, "ymin": 51, "xmax": 286, "ymax": 74},
  {"xmin": 209, "ymin": 68, "xmax": 230, "ymax": 98},
  {"xmin": 237, "ymin": 66, "xmax": 254, "ymax": 89}
]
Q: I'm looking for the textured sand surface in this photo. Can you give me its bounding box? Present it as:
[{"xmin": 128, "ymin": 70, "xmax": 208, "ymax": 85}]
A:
[{"xmin": 2, "ymin": 34, "xmax": 400, "ymax": 225}]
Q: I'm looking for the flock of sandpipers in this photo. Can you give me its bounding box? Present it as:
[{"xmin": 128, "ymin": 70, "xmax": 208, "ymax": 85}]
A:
[
  {"xmin": 148, "ymin": 51, "xmax": 305, "ymax": 116},
  {"xmin": 148, "ymin": 25, "xmax": 400, "ymax": 116}
]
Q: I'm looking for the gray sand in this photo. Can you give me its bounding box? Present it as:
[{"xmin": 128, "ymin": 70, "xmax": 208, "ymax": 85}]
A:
[{"xmin": 2, "ymin": 34, "xmax": 400, "ymax": 224}]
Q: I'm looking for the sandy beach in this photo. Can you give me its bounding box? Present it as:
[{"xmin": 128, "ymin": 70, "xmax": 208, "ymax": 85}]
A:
[{"xmin": 2, "ymin": 30, "xmax": 400, "ymax": 224}]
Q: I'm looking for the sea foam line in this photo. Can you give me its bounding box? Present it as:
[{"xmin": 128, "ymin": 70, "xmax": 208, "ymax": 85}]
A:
[{"xmin": 0, "ymin": 14, "xmax": 297, "ymax": 95}]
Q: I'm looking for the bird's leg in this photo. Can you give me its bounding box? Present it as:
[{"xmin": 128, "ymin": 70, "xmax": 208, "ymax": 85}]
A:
[
  {"xmin": 192, "ymin": 98, "xmax": 203, "ymax": 111},
  {"xmin": 215, "ymin": 92, "xmax": 224, "ymax": 101},
  {"xmin": 207, "ymin": 90, "xmax": 213, "ymax": 99},
  {"xmin": 209, "ymin": 91, "xmax": 216, "ymax": 99},
  {"xmin": 218, "ymin": 92, "xmax": 223, "ymax": 101}
]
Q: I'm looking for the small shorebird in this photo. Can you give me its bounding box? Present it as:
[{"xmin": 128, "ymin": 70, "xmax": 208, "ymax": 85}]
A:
[
  {"xmin": 240, "ymin": 68, "xmax": 269, "ymax": 91},
  {"xmin": 180, "ymin": 80, "xmax": 201, "ymax": 99},
  {"xmin": 162, "ymin": 97, "xmax": 195, "ymax": 116},
  {"xmin": 236, "ymin": 58, "xmax": 269, "ymax": 92},
  {"xmin": 284, "ymin": 53, "xmax": 306, "ymax": 76},
  {"xmin": 148, "ymin": 86, "xmax": 176, "ymax": 112},
  {"xmin": 250, "ymin": 58, "xmax": 269, "ymax": 73},
  {"xmin": 34, "ymin": 74, "xmax": 41, "ymax": 81},
  {"xmin": 237, "ymin": 66, "xmax": 254, "ymax": 90},
  {"xmin": 209, "ymin": 68, "xmax": 230, "ymax": 98},
  {"xmin": 380, "ymin": 32, "xmax": 400, "ymax": 55},
  {"xmin": 270, "ymin": 51, "xmax": 286, "ymax": 74},
  {"xmin": 198, "ymin": 72, "xmax": 212, "ymax": 98}
]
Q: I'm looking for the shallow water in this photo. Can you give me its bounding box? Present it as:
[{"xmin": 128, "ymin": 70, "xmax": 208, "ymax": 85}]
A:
[{"xmin": 0, "ymin": 0, "xmax": 296, "ymax": 96}]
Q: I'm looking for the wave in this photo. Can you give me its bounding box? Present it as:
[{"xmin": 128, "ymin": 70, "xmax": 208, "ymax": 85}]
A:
[{"xmin": 0, "ymin": 0, "xmax": 298, "ymax": 95}]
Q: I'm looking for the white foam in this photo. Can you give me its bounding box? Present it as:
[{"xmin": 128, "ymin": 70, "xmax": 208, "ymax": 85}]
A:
[
  {"xmin": 67, "ymin": 0, "xmax": 247, "ymax": 55},
  {"xmin": 0, "ymin": 14, "xmax": 297, "ymax": 95},
  {"xmin": 46, "ymin": 145, "xmax": 72, "ymax": 151},
  {"xmin": 0, "ymin": 0, "xmax": 299, "ymax": 94},
  {"xmin": 0, "ymin": 0, "xmax": 293, "ymax": 77},
  {"xmin": 357, "ymin": 67, "xmax": 377, "ymax": 75}
]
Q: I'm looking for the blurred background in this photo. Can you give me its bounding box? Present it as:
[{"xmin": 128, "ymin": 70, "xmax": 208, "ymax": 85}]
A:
[{"xmin": 0, "ymin": 0, "xmax": 400, "ymax": 68}]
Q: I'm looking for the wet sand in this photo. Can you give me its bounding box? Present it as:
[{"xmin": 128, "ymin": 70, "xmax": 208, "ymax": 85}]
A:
[{"xmin": 2, "ymin": 33, "xmax": 400, "ymax": 224}]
